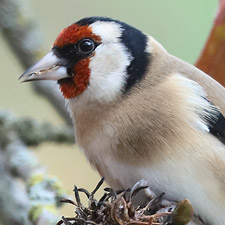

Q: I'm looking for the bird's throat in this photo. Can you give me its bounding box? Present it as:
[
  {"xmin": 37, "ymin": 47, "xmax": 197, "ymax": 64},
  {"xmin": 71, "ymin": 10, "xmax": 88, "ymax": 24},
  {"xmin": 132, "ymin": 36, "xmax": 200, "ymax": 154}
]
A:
[{"xmin": 59, "ymin": 58, "xmax": 90, "ymax": 98}]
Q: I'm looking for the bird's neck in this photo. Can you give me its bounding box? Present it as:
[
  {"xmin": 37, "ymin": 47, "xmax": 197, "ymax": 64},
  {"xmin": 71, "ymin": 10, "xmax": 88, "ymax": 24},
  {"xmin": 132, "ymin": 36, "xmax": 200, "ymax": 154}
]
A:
[{"xmin": 67, "ymin": 96, "xmax": 120, "ymax": 136}]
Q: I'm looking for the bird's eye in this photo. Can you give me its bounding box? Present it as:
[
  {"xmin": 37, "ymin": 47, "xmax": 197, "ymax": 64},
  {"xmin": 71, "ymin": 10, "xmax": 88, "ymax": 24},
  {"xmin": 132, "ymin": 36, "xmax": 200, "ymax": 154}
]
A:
[{"xmin": 78, "ymin": 39, "xmax": 95, "ymax": 53}]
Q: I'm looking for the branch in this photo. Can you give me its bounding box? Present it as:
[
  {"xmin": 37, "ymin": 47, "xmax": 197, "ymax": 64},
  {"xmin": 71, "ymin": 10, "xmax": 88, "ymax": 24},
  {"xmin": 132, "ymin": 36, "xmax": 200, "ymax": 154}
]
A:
[
  {"xmin": 0, "ymin": 112, "xmax": 74, "ymax": 147},
  {"xmin": 0, "ymin": 0, "xmax": 71, "ymax": 124},
  {"xmin": 0, "ymin": 112, "xmax": 72, "ymax": 225}
]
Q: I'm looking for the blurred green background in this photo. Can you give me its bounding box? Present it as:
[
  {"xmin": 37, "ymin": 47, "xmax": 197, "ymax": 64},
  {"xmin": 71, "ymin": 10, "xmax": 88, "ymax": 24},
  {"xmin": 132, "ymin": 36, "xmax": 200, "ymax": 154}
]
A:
[{"xmin": 0, "ymin": 0, "xmax": 218, "ymax": 216}]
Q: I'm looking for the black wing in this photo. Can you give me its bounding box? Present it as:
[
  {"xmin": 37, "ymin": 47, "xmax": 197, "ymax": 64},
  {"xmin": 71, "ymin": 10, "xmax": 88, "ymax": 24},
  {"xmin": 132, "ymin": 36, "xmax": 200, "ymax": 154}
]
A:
[{"xmin": 203, "ymin": 99, "xmax": 225, "ymax": 145}]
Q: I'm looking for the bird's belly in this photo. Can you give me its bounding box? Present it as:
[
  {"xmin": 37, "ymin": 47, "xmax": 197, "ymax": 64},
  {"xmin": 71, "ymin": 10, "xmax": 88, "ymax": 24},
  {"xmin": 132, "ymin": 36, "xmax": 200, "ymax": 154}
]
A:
[
  {"xmin": 92, "ymin": 154, "xmax": 225, "ymax": 225},
  {"xmin": 79, "ymin": 130, "xmax": 225, "ymax": 225}
]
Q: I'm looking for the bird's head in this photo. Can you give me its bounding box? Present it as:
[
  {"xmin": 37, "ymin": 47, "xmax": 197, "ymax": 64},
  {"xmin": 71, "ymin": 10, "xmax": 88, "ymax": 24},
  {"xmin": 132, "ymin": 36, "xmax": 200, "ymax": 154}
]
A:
[{"xmin": 20, "ymin": 17, "xmax": 150, "ymax": 103}]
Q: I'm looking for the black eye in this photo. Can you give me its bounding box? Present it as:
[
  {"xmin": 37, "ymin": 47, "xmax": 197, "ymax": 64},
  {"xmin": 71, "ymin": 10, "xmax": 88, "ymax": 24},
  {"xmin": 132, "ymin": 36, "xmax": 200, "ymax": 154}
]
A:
[{"xmin": 78, "ymin": 39, "xmax": 95, "ymax": 53}]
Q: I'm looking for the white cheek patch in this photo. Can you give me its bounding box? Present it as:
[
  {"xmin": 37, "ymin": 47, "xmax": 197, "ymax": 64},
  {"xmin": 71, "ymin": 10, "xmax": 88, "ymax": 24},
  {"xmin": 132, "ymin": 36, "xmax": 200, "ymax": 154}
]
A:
[
  {"xmin": 75, "ymin": 21, "xmax": 133, "ymax": 103},
  {"xmin": 86, "ymin": 42, "xmax": 132, "ymax": 102}
]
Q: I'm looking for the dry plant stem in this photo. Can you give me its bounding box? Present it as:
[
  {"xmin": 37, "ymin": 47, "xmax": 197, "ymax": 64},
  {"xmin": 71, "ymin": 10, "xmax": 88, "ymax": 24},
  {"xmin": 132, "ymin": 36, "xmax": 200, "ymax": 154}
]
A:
[
  {"xmin": 59, "ymin": 178, "xmax": 195, "ymax": 225},
  {"xmin": 0, "ymin": 0, "xmax": 71, "ymax": 124}
]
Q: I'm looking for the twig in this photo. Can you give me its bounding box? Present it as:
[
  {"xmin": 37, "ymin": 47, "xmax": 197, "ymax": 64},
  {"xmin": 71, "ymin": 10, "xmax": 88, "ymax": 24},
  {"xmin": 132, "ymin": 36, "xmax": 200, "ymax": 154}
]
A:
[{"xmin": 0, "ymin": 0, "xmax": 71, "ymax": 124}]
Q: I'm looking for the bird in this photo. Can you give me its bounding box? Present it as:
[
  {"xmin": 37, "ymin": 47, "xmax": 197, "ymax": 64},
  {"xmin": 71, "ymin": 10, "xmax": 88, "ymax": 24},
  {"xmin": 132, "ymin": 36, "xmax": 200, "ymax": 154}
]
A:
[{"xmin": 19, "ymin": 17, "xmax": 225, "ymax": 225}]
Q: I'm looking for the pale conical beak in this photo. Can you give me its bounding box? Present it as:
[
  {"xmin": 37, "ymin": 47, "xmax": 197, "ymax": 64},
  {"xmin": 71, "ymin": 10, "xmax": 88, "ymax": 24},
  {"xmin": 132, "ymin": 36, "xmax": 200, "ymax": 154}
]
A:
[{"xmin": 19, "ymin": 51, "xmax": 70, "ymax": 82}]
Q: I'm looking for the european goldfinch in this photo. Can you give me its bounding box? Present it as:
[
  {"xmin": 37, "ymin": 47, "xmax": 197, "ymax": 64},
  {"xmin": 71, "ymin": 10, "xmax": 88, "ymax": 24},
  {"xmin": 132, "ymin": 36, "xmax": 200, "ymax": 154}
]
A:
[{"xmin": 20, "ymin": 17, "xmax": 225, "ymax": 225}]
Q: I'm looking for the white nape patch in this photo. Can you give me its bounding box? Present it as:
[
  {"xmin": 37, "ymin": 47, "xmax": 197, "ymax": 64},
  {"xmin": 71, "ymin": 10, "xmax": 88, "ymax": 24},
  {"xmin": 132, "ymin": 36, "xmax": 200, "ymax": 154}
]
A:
[{"xmin": 74, "ymin": 21, "xmax": 133, "ymax": 103}]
